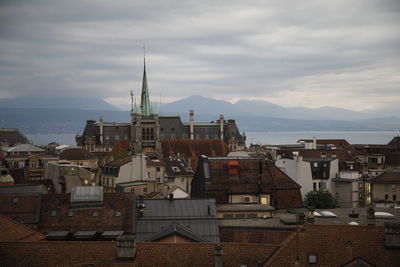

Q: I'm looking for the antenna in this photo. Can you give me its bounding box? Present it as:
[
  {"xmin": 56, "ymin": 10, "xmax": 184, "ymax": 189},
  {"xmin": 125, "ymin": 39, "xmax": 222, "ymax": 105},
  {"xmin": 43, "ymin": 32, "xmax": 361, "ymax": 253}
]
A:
[
  {"xmin": 143, "ymin": 46, "xmax": 146, "ymax": 61},
  {"xmin": 130, "ymin": 90, "xmax": 134, "ymax": 113}
]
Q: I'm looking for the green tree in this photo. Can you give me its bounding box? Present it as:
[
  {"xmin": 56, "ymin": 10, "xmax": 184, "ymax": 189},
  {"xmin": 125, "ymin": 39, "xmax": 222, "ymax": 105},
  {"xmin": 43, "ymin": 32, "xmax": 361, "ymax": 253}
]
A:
[{"xmin": 304, "ymin": 190, "xmax": 338, "ymax": 209}]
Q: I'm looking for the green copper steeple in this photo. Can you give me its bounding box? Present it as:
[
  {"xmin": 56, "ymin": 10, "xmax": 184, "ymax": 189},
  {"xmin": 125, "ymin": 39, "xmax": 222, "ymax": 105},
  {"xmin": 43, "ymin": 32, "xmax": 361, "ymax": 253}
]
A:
[{"xmin": 140, "ymin": 59, "xmax": 152, "ymax": 116}]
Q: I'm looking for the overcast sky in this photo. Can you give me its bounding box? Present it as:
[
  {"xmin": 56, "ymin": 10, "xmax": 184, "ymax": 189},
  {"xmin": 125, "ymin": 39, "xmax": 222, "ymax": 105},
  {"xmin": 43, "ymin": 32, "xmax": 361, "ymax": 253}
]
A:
[{"xmin": 1, "ymin": 0, "xmax": 399, "ymax": 111}]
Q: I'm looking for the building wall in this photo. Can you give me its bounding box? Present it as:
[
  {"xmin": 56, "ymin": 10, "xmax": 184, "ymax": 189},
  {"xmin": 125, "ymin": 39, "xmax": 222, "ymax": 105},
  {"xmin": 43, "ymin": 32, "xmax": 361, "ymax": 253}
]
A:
[{"xmin": 373, "ymin": 183, "xmax": 399, "ymax": 202}]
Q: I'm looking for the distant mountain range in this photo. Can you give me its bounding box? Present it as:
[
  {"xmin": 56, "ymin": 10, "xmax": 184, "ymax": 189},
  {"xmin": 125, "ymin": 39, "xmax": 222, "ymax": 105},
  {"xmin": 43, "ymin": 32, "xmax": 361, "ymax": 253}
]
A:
[{"xmin": 0, "ymin": 95, "xmax": 399, "ymax": 134}]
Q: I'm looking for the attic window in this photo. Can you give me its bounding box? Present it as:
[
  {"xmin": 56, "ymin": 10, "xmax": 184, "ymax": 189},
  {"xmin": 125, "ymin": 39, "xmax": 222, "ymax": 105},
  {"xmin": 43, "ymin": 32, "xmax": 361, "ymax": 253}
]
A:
[
  {"xmin": 228, "ymin": 160, "xmax": 239, "ymax": 175},
  {"xmin": 92, "ymin": 211, "xmax": 98, "ymax": 218},
  {"xmin": 115, "ymin": 211, "xmax": 122, "ymax": 217},
  {"xmin": 68, "ymin": 211, "xmax": 74, "ymax": 217},
  {"xmin": 308, "ymin": 254, "xmax": 317, "ymax": 264},
  {"xmin": 50, "ymin": 210, "xmax": 57, "ymax": 217},
  {"xmin": 171, "ymin": 166, "xmax": 180, "ymax": 172}
]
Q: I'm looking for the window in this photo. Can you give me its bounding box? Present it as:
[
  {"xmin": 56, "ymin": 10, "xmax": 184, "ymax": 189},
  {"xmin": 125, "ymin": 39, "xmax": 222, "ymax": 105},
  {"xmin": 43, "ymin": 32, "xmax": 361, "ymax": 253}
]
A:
[
  {"xmin": 313, "ymin": 182, "xmax": 317, "ymax": 191},
  {"xmin": 92, "ymin": 211, "xmax": 98, "ymax": 218},
  {"xmin": 246, "ymin": 213, "xmax": 257, "ymax": 219},
  {"xmin": 314, "ymin": 162, "xmax": 318, "ymax": 167},
  {"xmin": 319, "ymin": 182, "xmax": 327, "ymax": 190},
  {"xmin": 106, "ymin": 135, "xmax": 110, "ymax": 140},
  {"xmin": 156, "ymin": 178, "xmax": 160, "ymax": 183},
  {"xmin": 130, "ymin": 188, "xmax": 134, "ymax": 192},
  {"xmin": 50, "ymin": 210, "xmax": 57, "ymax": 217},
  {"xmin": 223, "ymin": 214, "xmax": 234, "ymax": 219},
  {"xmin": 261, "ymin": 195, "xmax": 270, "ymax": 205},
  {"xmin": 156, "ymin": 167, "xmax": 160, "ymax": 172},
  {"xmin": 368, "ymin": 157, "xmax": 378, "ymax": 164},
  {"xmin": 115, "ymin": 135, "xmax": 119, "ymax": 140},
  {"xmin": 385, "ymin": 194, "xmax": 389, "ymax": 200},
  {"xmin": 143, "ymin": 188, "xmax": 147, "ymax": 194},
  {"xmin": 68, "ymin": 211, "xmax": 74, "ymax": 217},
  {"xmin": 358, "ymin": 182, "xmax": 363, "ymax": 189},
  {"xmin": 308, "ymin": 254, "xmax": 317, "ymax": 264},
  {"xmin": 235, "ymin": 214, "xmax": 245, "ymax": 219},
  {"xmin": 171, "ymin": 166, "xmax": 180, "ymax": 172},
  {"xmin": 393, "ymin": 195, "xmax": 397, "ymax": 201}
]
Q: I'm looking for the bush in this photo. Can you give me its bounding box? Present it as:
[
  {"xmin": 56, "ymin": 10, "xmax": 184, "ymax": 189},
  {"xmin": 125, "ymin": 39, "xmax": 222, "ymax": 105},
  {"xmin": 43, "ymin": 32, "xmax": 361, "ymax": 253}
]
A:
[{"xmin": 304, "ymin": 190, "xmax": 337, "ymax": 209}]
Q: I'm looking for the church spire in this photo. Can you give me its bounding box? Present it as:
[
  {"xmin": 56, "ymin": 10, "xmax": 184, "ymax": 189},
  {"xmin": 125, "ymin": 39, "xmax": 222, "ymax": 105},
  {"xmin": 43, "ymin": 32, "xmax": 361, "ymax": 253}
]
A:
[{"xmin": 140, "ymin": 49, "xmax": 152, "ymax": 116}]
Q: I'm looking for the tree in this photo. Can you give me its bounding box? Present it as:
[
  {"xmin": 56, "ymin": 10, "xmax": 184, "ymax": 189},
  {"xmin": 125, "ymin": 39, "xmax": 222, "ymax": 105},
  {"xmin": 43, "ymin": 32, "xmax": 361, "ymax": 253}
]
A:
[
  {"xmin": 112, "ymin": 140, "xmax": 130, "ymax": 160},
  {"xmin": 304, "ymin": 190, "xmax": 337, "ymax": 209}
]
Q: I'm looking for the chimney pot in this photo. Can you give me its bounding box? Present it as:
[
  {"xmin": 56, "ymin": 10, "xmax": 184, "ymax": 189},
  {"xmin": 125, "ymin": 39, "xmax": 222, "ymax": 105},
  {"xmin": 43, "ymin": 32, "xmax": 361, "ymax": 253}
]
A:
[
  {"xmin": 215, "ymin": 244, "xmax": 223, "ymax": 267},
  {"xmin": 117, "ymin": 234, "xmax": 136, "ymax": 260}
]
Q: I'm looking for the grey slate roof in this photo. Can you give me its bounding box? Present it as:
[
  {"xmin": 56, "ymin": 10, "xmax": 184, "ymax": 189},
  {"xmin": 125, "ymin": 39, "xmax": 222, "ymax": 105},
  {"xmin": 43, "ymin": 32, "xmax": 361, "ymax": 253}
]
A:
[
  {"xmin": 136, "ymin": 198, "xmax": 220, "ymax": 242},
  {"xmin": 0, "ymin": 184, "xmax": 45, "ymax": 195}
]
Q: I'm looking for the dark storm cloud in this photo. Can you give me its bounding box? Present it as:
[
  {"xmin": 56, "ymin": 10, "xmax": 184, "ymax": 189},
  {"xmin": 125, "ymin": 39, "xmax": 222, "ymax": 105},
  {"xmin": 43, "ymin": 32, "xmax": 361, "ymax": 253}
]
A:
[{"xmin": 0, "ymin": 0, "xmax": 399, "ymax": 110}]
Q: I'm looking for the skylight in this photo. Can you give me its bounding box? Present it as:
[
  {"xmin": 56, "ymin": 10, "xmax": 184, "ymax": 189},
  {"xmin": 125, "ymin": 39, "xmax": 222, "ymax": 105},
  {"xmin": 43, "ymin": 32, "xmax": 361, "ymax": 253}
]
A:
[
  {"xmin": 313, "ymin": 211, "xmax": 322, "ymax": 217},
  {"xmin": 375, "ymin": 212, "xmax": 394, "ymax": 218},
  {"xmin": 319, "ymin": 211, "xmax": 337, "ymax": 217}
]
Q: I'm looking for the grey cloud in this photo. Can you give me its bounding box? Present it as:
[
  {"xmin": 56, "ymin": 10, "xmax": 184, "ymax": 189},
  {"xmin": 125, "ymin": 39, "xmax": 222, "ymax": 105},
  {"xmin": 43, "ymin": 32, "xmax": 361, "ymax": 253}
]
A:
[{"xmin": 0, "ymin": 0, "xmax": 399, "ymax": 109}]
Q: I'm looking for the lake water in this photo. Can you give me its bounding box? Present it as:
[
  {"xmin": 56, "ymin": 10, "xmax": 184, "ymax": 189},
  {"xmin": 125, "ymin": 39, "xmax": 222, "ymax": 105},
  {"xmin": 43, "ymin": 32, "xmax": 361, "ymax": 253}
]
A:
[{"xmin": 28, "ymin": 130, "xmax": 400, "ymax": 146}]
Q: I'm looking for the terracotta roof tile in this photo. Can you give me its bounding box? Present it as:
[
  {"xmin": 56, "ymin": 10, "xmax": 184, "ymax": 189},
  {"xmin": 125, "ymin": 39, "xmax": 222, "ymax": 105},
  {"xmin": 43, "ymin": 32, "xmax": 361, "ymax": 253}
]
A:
[
  {"xmin": 0, "ymin": 241, "xmax": 278, "ymax": 267},
  {"xmin": 264, "ymin": 224, "xmax": 400, "ymax": 267},
  {"xmin": 59, "ymin": 148, "xmax": 97, "ymax": 160},
  {"xmin": 161, "ymin": 139, "xmax": 229, "ymax": 170},
  {"xmin": 0, "ymin": 194, "xmax": 41, "ymax": 224},
  {"xmin": 0, "ymin": 215, "xmax": 45, "ymax": 242}
]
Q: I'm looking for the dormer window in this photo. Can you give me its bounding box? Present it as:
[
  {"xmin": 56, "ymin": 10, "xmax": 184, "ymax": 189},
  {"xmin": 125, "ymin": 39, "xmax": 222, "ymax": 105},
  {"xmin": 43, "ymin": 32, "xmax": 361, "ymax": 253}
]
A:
[{"xmin": 308, "ymin": 254, "xmax": 317, "ymax": 264}]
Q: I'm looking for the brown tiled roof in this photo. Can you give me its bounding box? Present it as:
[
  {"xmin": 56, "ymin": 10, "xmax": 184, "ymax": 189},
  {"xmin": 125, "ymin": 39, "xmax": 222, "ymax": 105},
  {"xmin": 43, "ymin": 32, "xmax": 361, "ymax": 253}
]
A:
[
  {"xmin": 38, "ymin": 192, "xmax": 135, "ymax": 233},
  {"xmin": 0, "ymin": 215, "xmax": 45, "ymax": 242},
  {"xmin": 106, "ymin": 156, "xmax": 132, "ymax": 167},
  {"xmin": 59, "ymin": 148, "xmax": 97, "ymax": 160},
  {"xmin": 264, "ymin": 224, "xmax": 400, "ymax": 267},
  {"xmin": 0, "ymin": 241, "xmax": 278, "ymax": 267},
  {"xmin": 220, "ymin": 228, "xmax": 293, "ymax": 244},
  {"xmin": 373, "ymin": 170, "xmax": 400, "ymax": 184},
  {"xmin": 164, "ymin": 157, "xmax": 193, "ymax": 176},
  {"xmin": 385, "ymin": 151, "xmax": 400, "ymax": 166},
  {"xmin": 0, "ymin": 195, "xmax": 41, "ymax": 225},
  {"xmin": 203, "ymin": 158, "xmax": 303, "ymax": 209},
  {"xmin": 161, "ymin": 139, "xmax": 229, "ymax": 170},
  {"xmin": 388, "ymin": 136, "xmax": 400, "ymax": 147}
]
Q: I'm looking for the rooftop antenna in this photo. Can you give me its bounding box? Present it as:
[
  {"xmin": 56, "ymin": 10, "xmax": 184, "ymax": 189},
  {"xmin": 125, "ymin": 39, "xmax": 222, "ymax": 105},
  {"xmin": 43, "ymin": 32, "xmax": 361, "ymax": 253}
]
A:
[{"xmin": 130, "ymin": 90, "xmax": 134, "ymax": 113}]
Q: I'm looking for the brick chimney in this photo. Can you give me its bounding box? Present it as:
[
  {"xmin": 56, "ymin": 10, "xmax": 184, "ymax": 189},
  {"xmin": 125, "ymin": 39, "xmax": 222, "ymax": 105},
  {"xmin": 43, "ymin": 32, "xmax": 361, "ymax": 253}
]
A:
[
  {"xmin": 215, "ymin": 244, "xmax": 223, "ymax": 267},
  {"xmin": 117, "ymin": 234, "xmax": 136, "ymax": 260}
]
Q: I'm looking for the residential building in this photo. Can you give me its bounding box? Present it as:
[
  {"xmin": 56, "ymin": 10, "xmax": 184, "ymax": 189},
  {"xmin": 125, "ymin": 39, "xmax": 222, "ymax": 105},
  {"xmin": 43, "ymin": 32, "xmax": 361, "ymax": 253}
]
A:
[
  {"xmin": 45, "ymin": 162, "xmax": 93, "ymax": 193},
  {"xmin": 372, "ymin": 170, "xmax": 400, "ymax": 206},
  {"xmin": 164, "ymin": 156, "xmax": 193, "ymax": 193},
  {"xmin": 191, "ymin": 156, "xmax": 303, "ymax": 209}
]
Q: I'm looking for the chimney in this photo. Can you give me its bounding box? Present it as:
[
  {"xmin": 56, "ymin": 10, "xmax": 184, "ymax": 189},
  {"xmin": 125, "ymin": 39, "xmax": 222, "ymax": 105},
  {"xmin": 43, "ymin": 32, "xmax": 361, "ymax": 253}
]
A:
[
  {"xmin": 312, "ymin": 137, "xmax": 317, "ymax": 149},
  {"xmin": 367, "ymin": 204, "xmax": 375, "ymax": 226},
  {"xmin": 99, "ymin": 116, "xmax": 104, "ymax": 145},
  {"xmin": 384, "ymin": 222, "xmax": 400, "ymax": 248},
  {"xmin": 189, "ymin": 109, "xmax": 194, "ymax": 140},
  {"xmin": 117, "ymin": 234, "xmax": 136, "ymax": 260},
  {"xmin": 215, "ymin": 244, "xmax": 223, "ymax": 267},
  {"xmin": 219, "ymin": 114, "xmax": 224, "ymax": 140}
]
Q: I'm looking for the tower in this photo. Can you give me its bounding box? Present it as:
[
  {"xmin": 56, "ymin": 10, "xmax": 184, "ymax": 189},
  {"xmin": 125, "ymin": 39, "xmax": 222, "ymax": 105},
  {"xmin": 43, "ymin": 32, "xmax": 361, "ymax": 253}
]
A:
[{"xmin": 130, "ymin": 56, "xmax": 162, "ymax": 156}]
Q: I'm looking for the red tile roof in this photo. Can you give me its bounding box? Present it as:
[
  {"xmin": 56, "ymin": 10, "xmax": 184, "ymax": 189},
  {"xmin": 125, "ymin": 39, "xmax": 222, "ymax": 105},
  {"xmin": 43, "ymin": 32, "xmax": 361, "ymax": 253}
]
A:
[
  {"xmin": 38, "ymin": 192, "xmax": 135, "ymax": 233},
  {"xmin": 0, "ymin": 215, "xmax": 45, "ymax": 242},
  {"xmin": 161, "ymin": 139, "xmax": 229, "ymax": 170},
  {"xmin": 59, "ymin": 148, "xmax": 97, "ymax": 160},
  {"xmin": 373, "ymin": 170, "xmax": 400, "ymax": 184},
  {"xmin": 264, "ymin": 224, "xmax": 400, "ymax": 267},
  {"xmin": 0, "ymin": 195, "xmax": 41, "ymax": 225},
  {"xmin": 0, "ymin": 241, "xmax": 278, "ymax": 267}
]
